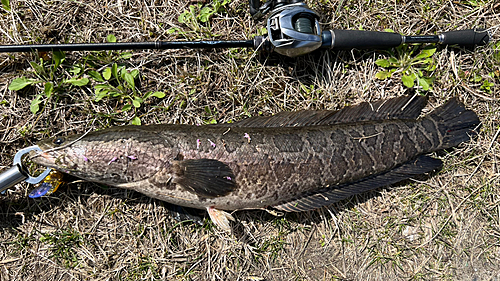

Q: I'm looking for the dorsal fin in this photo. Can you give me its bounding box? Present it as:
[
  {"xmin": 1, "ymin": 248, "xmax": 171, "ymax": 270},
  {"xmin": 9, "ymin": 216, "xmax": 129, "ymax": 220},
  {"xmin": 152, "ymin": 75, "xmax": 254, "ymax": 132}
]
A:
[{"xmin": 229, "ymin": 95, "xmax": 427, "ymax": 128}]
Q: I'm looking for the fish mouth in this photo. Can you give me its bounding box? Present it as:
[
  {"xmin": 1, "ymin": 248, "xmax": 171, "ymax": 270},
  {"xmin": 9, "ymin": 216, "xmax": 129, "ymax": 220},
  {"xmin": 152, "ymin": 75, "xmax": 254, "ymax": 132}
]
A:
[{"xmin": 28, "ymin": 150, "xmax": 58, "ymax": 167}]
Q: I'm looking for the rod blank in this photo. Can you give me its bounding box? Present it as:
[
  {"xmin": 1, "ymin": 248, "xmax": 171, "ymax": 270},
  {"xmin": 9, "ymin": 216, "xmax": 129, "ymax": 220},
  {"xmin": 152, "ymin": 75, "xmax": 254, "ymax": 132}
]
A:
[{"xmin": 0, "ymin": 40, "xmax": 255, "ymax": 53}]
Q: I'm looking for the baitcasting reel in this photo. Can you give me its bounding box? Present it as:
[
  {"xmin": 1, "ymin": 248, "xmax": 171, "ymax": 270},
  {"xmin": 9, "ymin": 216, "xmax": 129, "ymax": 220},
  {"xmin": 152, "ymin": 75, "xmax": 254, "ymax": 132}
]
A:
[{"xmin": 250, "ymin": 0, "xmax": 322, "ymax": 57}]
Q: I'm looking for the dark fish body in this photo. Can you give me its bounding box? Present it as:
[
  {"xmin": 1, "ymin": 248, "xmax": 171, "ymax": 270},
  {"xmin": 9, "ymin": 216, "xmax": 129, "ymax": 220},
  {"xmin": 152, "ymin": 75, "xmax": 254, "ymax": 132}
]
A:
[{"xmin": 32, "ymin": 96, "xmax": 479, "ymax": 213}]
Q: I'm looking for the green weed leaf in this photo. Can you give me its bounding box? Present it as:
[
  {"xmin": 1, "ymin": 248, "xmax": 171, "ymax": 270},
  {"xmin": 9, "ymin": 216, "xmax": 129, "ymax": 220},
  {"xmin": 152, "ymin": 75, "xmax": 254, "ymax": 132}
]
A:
[
  {"xmin": 480, "ymin": 80, "xmax": 494, "ymax": 93},
  {"xmin": 167, "ymin": 28, "xmax": 179, "ymax": 34},
  {"xmin": 94, "ymin": 84, "xmax": 111, "ymax": 91},
  {"xmin": 179, "ymin": 7, "xmax": 195, "ymax": 24},
  {"xmin": 94, "ymin": 85, "xmax": 111, "ymax": 101},
  {"xmin": 111, "ymin": 63, "xmax": 119, "ymax": 80},
  {"xmin": 143, "ymin": 91, "xmax": 165, "ymax": 100},
  {"xmin": 30, "ymin": 61, "xmax": 45, "ymax": 76},
  {"xmin": 8, "ymin": 77, "xmax": 40, "ymax": 90},
  {"xmin": 471, "ymin": 73, "xmax": 482, "ymax": 82},
  {"xmin": 121, "ymin": 104, "xmax": 132, "ymax": 111},
  {"xmin": 198, "ymin": 7, "xmax": 213, "ymax": 22},
  {"xmin": 375, "ymin": 59, "xmax": 390, "ymax": 68},
  {"xmin": 53, "ymin": 51, "xmax": 65, "ymax": 69},
  {"xmin": 151, "ymin": 91, "xmax": 165, "ymax": 98},
  {"xmin": 375, "ymin": 71, "xmax": 392, "ymax": 80},
  {"xmin": 132, "ymin": 97, "xmax": 142, "ymax": 108},
  {"xmin": 425, "ymin": 63, "xmax": 437, "ymax": 72},
  {"xmin": 415, "ymin": 48, "xmax": 436, "ymax": 59},
  {"xmin": 103, "ymin": 67, "xmax": 112, "ymax": 80},
  {"xmin": 130, "ymin": 69, "xmax": 139, "ymax": 78},
  {"xmin": 64, "ymin": 77, "xmax": 89, "ymax": 86},
  {"xmin": 131, "ymin": 116, "xmax": 141, "ymax": 125},
  {"xmin": 418, "ymin": 77, "xmax": 434, "ymax": 91},
  {"xmin": 388, "ymin": 57, "xmax": 398, "ymax": 64},
  {"xmin": 123, "ymin": 72, "xmax": 135, "ymax": 89},
  {"xmin": 107, "ymin": 34, "xmax": 117, "ymax": 43},
  {"xmin": 95, "ymin": 91, "xmax": 109, "ymax": 102},
  {"xmin": 1, "ymin": 0, "xmax": 10, "ymax": 11},
  {"xmin": 30, "ymin": 95, "xmax": 43, "ymax": 114},
  {"xmin": 70, "ymin": 65, "xmax": 82, "ymax": 76},
  {"xmin": 88, "ymin": 70, "xmax": 104, "ymax": 82},
  {"xmin": 44, "ymin": 82, "xmax": 54, "ymax": 98},
  {"xmin": 258, "ymin": 27, "xmax": 267, "ymax": 36},
  {"xmin": 401, "ymin": 75, "xmax": 415, "ymax": 88},
  {"xmin": 119, "ymin": 52, "xmax": 132, "ymax": 59}
]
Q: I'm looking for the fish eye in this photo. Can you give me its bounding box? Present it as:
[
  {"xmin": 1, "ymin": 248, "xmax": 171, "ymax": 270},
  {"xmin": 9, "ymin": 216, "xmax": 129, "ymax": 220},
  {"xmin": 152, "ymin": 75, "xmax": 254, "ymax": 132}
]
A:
[{"xmin": 53, "ymin": 137, "xmax": 65, "ymax": 145}]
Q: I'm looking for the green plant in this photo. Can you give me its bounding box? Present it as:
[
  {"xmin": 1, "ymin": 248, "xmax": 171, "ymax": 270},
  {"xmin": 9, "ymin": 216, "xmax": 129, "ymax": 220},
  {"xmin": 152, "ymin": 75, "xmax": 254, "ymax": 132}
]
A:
[
  {"xmin": 1, "ymin": 0, "xmax": 10, "ymax": 11},
  {"xmin": 84, "ymin": 34, "xmax": 133, "ymax": 64},
  {"xmin": 40, "ymin": 228, "xmax": 83, "ymax": 268},
  {"xmin": 461, "ymin": 0, "xmax": 488, "ymax": 6},
  {"xmin": 8, "ymin": 51, "xmax": 89, "ymax": 114},
  {"xmin": 375, "ymin": 44, "xmax": 437, "ymax": 91},
  {"xmin": 168, "ymin": 0, "xmax": 231, "ymax": 37},
  {"xmin": 468, "ymin": 71, "xmax": 496, "ymax": 94},
  {"xmin": 91, "ymin": 62, "xmax": 165, "ymax": 125},
  {"xmin": 8, "ymin": 34, "xmax": 166, "ymax": 124}
]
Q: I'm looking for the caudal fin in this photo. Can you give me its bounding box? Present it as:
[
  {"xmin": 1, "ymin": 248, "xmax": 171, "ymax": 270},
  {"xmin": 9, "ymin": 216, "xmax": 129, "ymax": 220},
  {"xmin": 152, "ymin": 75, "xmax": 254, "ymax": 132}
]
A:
[{"xmin": 426, "ymin": 98, "xmax": 480, "ymax": 150}]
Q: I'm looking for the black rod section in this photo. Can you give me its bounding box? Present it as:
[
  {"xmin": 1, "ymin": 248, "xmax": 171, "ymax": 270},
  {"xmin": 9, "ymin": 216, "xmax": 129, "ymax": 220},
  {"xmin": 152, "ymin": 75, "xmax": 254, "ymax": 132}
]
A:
[
  {"xmin": 403, "ymin": 35, "xmax": 440, "ymax": 44},
  {"xmin": 0, "ymin": 40, "xmax": 255, "ymax": 53}
]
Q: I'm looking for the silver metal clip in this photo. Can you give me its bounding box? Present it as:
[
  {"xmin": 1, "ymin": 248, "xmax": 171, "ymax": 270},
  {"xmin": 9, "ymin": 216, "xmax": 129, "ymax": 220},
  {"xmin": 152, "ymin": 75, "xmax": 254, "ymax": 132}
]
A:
[{"xmin": 0, "ymin": 146, "xmax": 51, "ymax": 193}]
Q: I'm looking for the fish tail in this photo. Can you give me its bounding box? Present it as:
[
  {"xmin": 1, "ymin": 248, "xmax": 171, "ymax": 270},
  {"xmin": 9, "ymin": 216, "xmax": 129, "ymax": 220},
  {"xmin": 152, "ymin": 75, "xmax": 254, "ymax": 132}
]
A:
[{"xmin": 425, "ymin": 98, "xmax": 480, "ymax": 150}]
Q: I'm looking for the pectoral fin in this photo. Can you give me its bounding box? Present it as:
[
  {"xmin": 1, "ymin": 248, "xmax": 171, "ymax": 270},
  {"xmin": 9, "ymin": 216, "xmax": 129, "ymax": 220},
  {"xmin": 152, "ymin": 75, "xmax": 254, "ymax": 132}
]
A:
[
  {"xmin": 207, "ymin": 206, "xmax": 235, "ymax": 232},
  {"xmin": 173, "ymin": 159, "xmax": 236, "ymax": 198}
]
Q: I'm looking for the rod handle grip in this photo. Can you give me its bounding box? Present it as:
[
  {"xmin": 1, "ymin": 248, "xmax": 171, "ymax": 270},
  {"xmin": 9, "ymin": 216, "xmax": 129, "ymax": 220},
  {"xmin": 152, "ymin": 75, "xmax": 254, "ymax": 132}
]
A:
[
  {"xmin": 324, "ymin": 30, "xmax": 402, "ymax": 50},
  {"xmin": 441, "ymin": 29, "xmax": 489, "ymax": 46}
]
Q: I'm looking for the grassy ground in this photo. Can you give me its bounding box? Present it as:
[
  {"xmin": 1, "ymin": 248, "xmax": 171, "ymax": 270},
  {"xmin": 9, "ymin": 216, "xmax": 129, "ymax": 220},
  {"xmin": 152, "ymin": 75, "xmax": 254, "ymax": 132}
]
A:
[{"xmin": 0, "ymin": 0, "xmax": 498, "ymax": 280}]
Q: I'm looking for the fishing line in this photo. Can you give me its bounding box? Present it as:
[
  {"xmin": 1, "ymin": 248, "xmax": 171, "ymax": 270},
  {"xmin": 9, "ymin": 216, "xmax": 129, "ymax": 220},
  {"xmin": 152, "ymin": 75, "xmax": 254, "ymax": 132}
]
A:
[{"xmin": 31, "ymin": 119, "xmax": 97, "ymax": 157}]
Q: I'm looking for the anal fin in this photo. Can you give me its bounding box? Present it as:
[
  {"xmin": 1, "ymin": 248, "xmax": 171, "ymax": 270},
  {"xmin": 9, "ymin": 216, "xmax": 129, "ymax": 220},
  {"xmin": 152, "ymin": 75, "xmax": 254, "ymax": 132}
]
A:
[
  {"xmin": 274, "ymin": 155, "xmax": 442, "ymax": 212},
  {"xmin": 207, "ymin": 206, "xmax": 235, "ymax": 232}
]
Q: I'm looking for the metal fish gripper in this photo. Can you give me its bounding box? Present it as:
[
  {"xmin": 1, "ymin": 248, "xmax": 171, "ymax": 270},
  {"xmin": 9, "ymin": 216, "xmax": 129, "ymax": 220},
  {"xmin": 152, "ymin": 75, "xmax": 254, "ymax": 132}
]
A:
[{"xmin": 0, "ymin": 146, "xmax": 51, "ymax": 193}]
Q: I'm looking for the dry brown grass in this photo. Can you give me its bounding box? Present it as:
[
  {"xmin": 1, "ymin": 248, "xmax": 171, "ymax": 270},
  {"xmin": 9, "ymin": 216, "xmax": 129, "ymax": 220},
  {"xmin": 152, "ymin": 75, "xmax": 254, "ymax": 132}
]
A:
[{"xmin": 0, "ymin": 0, "xmax": 499, "ymax": 280}]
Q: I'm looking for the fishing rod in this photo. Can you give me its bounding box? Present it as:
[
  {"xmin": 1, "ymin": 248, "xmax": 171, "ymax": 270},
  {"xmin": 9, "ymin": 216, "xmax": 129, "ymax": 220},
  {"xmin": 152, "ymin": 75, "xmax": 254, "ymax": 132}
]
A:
[{"xmin": 0, "ymin": 0, "xmax": 490, "ymax": 58}]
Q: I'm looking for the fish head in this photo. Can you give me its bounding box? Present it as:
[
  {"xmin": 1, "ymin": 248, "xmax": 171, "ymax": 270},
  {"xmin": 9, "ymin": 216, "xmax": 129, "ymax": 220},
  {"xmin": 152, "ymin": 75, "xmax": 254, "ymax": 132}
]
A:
[
  {"xmin": 30, "ymin": 134, "xmax": 89, "ymax": 175},
  {"xmin": 30, "ymin": 129, "xmax": 175, "ymax": 185}
]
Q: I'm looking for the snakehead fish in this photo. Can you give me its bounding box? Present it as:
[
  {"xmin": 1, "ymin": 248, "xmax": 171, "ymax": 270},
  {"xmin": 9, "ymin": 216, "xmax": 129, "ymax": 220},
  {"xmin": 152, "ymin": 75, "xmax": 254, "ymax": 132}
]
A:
[{"xmin": 31, "ymin": 96, "xmax": 479, "ymax": 230}]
